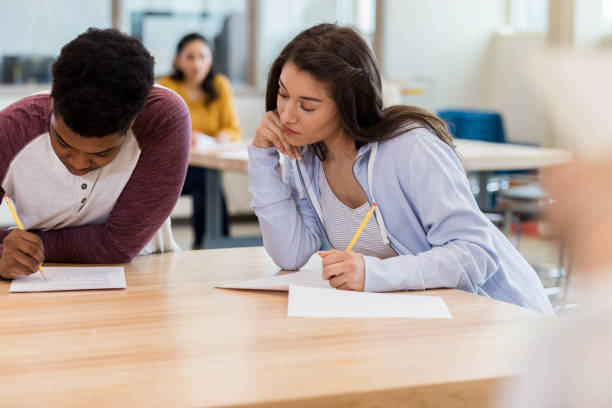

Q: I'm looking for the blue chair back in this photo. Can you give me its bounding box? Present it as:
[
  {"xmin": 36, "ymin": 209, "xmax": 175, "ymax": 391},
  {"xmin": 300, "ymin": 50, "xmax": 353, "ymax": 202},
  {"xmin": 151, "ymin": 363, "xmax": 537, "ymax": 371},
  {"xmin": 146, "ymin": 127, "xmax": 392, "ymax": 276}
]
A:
[{"xmin": 437, "ymin": 109, "xmax": 506, "ymax": 143}]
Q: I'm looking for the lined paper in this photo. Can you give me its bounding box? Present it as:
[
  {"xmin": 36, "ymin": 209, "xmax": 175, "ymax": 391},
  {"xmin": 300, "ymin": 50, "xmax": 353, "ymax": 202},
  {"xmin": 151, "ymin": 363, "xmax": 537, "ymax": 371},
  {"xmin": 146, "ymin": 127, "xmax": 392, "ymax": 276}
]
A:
[{"xmin": 10, "ymin": 267, "xmax": 126, "ymax": 292}]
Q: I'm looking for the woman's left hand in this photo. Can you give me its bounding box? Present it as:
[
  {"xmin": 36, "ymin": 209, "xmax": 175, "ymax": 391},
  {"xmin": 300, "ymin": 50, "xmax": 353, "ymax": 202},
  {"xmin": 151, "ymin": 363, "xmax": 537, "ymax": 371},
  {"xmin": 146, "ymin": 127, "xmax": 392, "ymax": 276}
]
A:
[{"xmin": 318, "ymin": 249, "xmax": 365, "ymax": 291}]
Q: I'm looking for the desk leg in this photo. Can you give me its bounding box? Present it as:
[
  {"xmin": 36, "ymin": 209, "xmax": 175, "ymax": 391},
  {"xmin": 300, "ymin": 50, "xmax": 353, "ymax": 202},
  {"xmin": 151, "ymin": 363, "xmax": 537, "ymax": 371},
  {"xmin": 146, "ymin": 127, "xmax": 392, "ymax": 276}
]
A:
[
  {"xmin": 203, "ymin": 169, "xmax": 263, "ymax": 249},
  {"xmin": 475, "ymin": 171, "xmax": 490, "ymax": 209},
  {"xmin": 204, "ymin": 168, "xmax": 223, "ymax": 243}
]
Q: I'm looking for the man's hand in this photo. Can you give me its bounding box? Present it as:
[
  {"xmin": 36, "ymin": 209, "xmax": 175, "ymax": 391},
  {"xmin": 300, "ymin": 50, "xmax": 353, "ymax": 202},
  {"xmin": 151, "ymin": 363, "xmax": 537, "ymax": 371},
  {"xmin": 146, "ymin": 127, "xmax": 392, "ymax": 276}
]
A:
[{"xmin": 0, "ymin": 230, "xmax": 44, "ymax": 280}]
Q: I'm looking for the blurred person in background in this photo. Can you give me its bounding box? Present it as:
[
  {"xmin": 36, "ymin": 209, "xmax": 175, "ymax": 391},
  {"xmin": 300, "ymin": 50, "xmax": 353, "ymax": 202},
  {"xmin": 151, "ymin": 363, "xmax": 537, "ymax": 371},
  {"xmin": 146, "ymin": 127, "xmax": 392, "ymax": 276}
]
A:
[
  {"xmin": 159, "ymin": 33, "xmax": 241, "ymax": 249},
  {"xmin": 496, "ymin": 158, "xmax": 612, "ymax": 407}
]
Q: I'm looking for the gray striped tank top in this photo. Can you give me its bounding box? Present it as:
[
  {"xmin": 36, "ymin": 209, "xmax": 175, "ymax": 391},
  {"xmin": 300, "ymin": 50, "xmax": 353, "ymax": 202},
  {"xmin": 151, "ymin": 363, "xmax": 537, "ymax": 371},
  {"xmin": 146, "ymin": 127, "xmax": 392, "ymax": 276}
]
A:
[{"xmin": 318, "ymin": 162, "xmax": 397, "ymax": 259}]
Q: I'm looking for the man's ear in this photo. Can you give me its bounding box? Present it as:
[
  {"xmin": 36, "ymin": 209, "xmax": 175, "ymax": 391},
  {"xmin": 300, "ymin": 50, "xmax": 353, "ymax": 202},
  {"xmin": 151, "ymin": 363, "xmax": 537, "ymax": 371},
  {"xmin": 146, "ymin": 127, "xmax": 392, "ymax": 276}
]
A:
[{"xmin": 50, "ymin": 97, "xmax": 54, "ymax": 111}]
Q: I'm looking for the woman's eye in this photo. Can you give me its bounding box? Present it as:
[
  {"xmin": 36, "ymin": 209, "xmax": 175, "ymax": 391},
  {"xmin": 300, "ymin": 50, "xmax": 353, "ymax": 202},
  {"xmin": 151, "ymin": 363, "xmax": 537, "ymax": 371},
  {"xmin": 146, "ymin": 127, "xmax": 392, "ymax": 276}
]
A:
[{"xmin": 278, "ymin": 92, "xmax": 289, "ymax": 99}]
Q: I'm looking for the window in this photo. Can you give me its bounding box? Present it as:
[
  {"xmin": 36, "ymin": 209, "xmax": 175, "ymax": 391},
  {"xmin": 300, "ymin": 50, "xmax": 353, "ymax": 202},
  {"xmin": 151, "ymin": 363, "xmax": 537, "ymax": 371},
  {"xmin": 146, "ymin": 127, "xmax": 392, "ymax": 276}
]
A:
[
  {"xmin": 257, "ymin": 0, "xmax": 376, "ymax": 87},
  {"xmin": 507, "ymin": 0, "xmax": 548, "ymax": 33},
  {"xmin": 0, "ymin": 0, "xmax": 111, "ymax": 84},
  {"xmin": 604, "ymin": 0, "xmax": 612, "ymax": 25},
  {"xmin": 0, "ymin": 0, "xmax": 378, "ymax": 87}
]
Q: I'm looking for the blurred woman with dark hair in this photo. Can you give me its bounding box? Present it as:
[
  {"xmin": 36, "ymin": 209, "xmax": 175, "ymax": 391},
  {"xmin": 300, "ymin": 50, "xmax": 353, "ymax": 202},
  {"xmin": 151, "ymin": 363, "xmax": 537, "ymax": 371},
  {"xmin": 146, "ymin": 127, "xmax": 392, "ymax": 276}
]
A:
[
  {"xmin": 160, "ymin": 33, "xmax": 240, "ymax": 248},
  {"xmin": 248, "ymin": 23, "xmax": 553, "ymax": 314}
]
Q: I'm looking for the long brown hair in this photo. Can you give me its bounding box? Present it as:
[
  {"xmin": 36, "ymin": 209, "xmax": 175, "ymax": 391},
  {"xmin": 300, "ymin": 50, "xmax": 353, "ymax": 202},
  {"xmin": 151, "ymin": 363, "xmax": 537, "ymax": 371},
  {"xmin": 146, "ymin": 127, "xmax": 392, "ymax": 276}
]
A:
[{"xmin": 265, "ymin": 23, "xmax": 454, "ymax": 159}]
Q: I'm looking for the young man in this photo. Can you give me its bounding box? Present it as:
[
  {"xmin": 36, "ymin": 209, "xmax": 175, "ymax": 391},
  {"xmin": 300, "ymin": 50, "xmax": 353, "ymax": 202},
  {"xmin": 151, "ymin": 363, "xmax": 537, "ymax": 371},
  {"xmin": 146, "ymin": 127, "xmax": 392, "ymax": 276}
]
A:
[{"xmin": 0, "ymin": 28, "xmax": 191, "ymax": 279}]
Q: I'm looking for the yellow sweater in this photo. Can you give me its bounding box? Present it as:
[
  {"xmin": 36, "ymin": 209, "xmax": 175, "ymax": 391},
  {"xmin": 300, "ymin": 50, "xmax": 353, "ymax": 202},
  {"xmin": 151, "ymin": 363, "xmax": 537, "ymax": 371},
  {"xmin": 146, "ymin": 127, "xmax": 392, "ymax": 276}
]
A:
[{"xmin": 158, "ymin": 74, "xmax": 241, "ymax": 142}]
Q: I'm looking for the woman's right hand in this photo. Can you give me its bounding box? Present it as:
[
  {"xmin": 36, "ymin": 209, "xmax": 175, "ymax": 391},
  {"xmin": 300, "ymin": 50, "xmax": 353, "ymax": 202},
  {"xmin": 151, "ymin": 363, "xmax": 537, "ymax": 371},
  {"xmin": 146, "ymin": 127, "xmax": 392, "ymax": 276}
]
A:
[{"xmin": 253, "ymin": 111, "xmax": 301, "ymax": 160}]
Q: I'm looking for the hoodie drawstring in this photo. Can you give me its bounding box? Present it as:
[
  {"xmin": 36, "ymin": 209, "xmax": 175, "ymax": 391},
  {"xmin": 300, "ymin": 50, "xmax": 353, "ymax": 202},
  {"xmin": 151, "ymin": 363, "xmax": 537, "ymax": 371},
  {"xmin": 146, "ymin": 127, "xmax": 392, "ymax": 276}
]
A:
[
  {"xmin": 291, "ymin": 145, "xmax": 389, "ymax": 245},
  {"xmin": 294, "ymin": 158, "xmax": 324, "ymax": 223},
  {"xmin": 367, "ymin": 143, "xmax": 390, "ymax": 244}
]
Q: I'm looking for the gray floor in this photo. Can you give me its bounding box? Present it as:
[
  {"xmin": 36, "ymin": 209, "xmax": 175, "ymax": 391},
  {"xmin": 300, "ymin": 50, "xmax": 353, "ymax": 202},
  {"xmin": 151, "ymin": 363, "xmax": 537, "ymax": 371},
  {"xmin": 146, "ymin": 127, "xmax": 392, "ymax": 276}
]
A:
[
  {"xmin": 171, "ymin": 218, "xmax": 261, "ymax": 250},
  {"xmin": 517, "ymin": 234, "xmax": 580, "ymax": 313}
]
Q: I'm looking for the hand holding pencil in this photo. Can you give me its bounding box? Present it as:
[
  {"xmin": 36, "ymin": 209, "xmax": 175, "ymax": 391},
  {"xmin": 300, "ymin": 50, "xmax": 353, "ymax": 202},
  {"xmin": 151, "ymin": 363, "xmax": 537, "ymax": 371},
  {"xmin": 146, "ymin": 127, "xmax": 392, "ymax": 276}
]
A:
[
  {"xmin": 317, "ymin": 202, "xmax": 378, "ymax": 291},
  {"xmin": 0, "ymin": 194, "xmax": 45, "ymax": 280}
]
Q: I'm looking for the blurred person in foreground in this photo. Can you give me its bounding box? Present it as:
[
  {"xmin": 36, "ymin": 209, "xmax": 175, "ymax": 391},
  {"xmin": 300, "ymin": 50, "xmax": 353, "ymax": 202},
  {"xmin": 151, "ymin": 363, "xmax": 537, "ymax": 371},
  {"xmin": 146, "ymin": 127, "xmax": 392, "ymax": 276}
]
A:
[
  {"xmin": 497, "ymin": 158, "xmax": 612, "ymax": 407},
  {"xmin": 159, "ymin": 33, "xmax": 241, "ymax": 249}
]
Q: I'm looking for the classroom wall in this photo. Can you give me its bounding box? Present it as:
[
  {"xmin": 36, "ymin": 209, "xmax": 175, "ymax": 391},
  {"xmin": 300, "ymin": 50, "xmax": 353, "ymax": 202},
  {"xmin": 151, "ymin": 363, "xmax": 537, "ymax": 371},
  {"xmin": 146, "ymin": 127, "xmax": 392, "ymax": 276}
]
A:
[
  {"xmin": 381, "ymin": 0, "xmax": 556, "ymax": 146},
  {"xmin": 487, "ymin": 33, "xmax": 549, "ymax": 146},
  {"xmin": 382, "ymin": 0, "xmax": 505, "ymax": 110}
]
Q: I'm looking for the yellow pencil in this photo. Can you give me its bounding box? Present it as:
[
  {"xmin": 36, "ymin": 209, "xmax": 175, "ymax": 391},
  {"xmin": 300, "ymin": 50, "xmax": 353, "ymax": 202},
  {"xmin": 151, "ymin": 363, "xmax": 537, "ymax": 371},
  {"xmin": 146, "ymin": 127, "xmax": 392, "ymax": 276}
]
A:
[
  {"xmin": 3, "ymin": 194, "xmax": 46, "ymax": 280},
  {"xmin": 345, "ymin": 202, "xmax": 378, "ymax": 252}
]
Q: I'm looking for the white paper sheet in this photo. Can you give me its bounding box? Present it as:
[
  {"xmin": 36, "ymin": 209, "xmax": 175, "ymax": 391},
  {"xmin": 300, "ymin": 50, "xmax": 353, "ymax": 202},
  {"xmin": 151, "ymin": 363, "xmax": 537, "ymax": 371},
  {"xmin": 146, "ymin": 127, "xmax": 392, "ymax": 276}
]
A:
[
  {"xmin": 194, "ymin": 133, "xmax": 217, "ymax": 150},
  {"xmin": 9, "ymin": 267, "xmax": 126, "ymax": 292},
  {"xmin": 216, "ymin": 149, "xmax": 249, "ymax": 160},
  {"xmin": 287, "ymin": 285, "xmax": 452, "ymax": 318},
  {"xmin": 194, "ymin": 133, "xmax": 237, "ymax": 152},
  {"xmin": 216, "ymin": 269, "xmax": 331, "ymax": 291}
]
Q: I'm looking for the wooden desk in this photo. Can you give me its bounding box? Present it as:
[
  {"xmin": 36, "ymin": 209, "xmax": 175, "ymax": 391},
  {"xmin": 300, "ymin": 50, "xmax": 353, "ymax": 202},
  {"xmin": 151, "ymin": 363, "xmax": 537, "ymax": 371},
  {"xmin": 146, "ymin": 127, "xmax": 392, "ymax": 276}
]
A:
[{"xmin": 1, "ymin": 248, "xmax": 547, "ymax": 407}]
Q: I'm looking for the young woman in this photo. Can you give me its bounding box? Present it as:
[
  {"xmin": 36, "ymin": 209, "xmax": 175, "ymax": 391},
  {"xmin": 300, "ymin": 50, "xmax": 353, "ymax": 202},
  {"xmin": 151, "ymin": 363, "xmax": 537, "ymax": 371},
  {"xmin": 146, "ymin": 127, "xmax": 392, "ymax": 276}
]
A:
[
  {"xmin": 247, "ymin": 23, "xmax": 553, "ymax": 314},
  {"xmin": 159, "ymin": 33, "xmax": 240, "ymax": 248}
]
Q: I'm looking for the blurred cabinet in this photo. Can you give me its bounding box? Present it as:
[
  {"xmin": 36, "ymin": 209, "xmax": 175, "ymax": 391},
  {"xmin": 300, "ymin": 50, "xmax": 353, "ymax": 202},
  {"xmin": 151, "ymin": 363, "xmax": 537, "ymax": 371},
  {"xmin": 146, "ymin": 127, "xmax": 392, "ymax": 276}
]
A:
[{"xmin": 1, "ymin": 55, "xmax": 54, "ymax": 84}]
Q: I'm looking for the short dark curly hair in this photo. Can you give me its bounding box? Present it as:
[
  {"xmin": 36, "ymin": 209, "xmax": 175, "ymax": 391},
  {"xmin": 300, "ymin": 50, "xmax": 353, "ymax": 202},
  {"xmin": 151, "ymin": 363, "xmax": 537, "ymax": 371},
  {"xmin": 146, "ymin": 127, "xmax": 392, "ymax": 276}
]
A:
[{"xmin": 51, "ymin": 28, "xmax": 155, "ymax": 137}]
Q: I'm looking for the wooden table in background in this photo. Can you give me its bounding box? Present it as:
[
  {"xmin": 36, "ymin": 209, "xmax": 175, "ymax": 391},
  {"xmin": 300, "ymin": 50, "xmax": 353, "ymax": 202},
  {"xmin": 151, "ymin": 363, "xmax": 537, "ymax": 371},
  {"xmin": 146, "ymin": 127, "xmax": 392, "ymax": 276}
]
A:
[
  {"xmin": 189, "ymin": 140, "xmax": 572, "ymax": 245},
  {"xmin": 1, "ymin": 248, "xmax": 548, "ymax": 407},
  {"xmin": 454, "ymin": 139, "xmax": 572, "ymax": 208},
  {"xmin": 454, "ymin": 139, "xmax": 571, "ymax": 171}
]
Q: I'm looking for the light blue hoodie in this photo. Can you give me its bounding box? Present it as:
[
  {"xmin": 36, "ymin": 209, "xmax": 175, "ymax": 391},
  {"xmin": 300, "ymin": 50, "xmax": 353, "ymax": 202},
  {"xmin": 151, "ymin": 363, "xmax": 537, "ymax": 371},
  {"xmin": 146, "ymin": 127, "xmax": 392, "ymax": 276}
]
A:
[{"xmin": 248, "ymin": 127, "xmax": 554, "ymax": 315}]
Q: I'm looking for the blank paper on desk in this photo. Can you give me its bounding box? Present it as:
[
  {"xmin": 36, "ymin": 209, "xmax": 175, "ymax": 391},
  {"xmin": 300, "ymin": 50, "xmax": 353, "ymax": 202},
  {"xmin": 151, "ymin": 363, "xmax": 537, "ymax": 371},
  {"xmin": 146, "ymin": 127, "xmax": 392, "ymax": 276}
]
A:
[
  {"xmin": 287, "ymin": 285, "xmax": 452, "ymax": 318},
  {"xmin": 217, "ymin": 269, "xmax": 330, "ymax": 291},
  {"xmin": 10, "ymin": 267, "xmax": 126, "ymax": 292}
]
